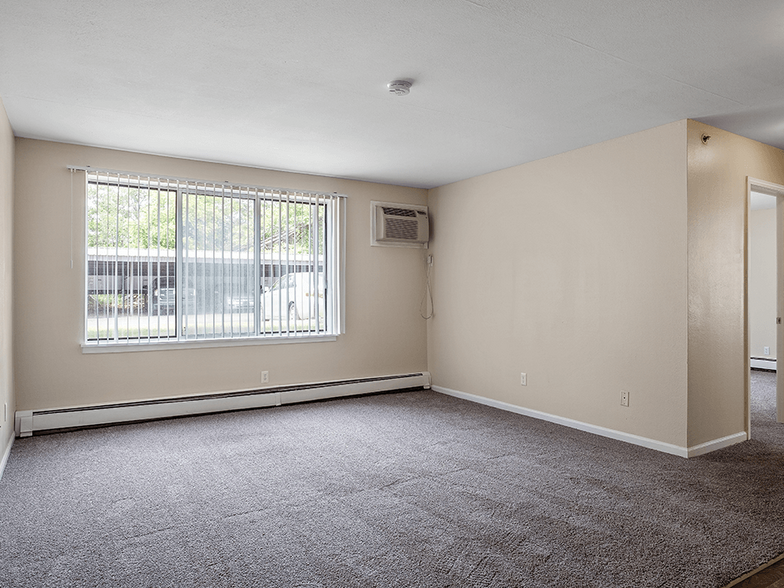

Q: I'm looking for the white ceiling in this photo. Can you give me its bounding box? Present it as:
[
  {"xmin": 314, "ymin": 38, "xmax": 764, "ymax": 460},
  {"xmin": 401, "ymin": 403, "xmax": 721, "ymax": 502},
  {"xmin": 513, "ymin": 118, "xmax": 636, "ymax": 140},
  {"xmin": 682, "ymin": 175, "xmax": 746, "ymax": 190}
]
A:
[{"xmin": 1, "ymin": 0, "xmax": 783, "ymax": 189}]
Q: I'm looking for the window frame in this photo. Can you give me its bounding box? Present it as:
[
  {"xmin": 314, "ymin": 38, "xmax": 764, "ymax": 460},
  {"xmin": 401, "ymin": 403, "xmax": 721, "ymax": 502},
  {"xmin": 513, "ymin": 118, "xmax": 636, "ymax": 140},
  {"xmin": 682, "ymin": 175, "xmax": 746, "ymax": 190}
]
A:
[{"xmin": 78, "ymin": 168, "xmax": 345, "ymax": 352}]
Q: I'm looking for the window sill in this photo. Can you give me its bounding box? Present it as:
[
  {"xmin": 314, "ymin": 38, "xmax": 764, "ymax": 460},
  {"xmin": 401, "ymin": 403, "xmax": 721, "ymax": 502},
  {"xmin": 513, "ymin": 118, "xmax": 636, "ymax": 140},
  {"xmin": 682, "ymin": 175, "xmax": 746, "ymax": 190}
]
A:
[{"xmin": 81, "ymin": 334, "xmax": 338, "ymax": 353}]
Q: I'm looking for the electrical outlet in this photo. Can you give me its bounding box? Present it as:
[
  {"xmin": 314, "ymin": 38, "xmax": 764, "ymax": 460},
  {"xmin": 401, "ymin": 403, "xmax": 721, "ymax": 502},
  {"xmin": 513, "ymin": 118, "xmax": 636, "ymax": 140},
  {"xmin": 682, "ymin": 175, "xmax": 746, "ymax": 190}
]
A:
[
  {"xmin": 764, "ymin": 346, "xmax": 770, "ymax": 356},
  {"xmin": 620, "ymin": 390, "xmax": 629, "ymax": 407},
  {"xmin": 261, "ymin": 371, "xmax": 269, "ymax": 384},
  {"xmin": 520, "ymin": 372, "xmax": 527, "ymax": 386}
]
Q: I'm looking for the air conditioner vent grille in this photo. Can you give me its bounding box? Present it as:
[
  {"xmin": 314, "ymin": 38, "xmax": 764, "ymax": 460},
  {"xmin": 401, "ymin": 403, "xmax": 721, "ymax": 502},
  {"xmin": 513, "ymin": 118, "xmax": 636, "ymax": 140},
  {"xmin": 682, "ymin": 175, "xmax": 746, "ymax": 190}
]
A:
[
  {"xmin": 385, "ymin": 217, "xmax": 419, "ymax": 240},
  {"xmin": 382, "ymin": 207, "xmax": 417, "ymax": 218}
]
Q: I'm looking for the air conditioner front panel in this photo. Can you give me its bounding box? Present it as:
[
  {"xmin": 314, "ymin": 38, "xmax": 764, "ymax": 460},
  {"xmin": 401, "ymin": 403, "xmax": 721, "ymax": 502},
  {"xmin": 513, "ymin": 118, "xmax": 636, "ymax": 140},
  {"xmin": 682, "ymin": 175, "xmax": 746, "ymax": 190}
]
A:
[{"xmin": 372, "ymin": 202, "xmax": 429, "ymax": 247}]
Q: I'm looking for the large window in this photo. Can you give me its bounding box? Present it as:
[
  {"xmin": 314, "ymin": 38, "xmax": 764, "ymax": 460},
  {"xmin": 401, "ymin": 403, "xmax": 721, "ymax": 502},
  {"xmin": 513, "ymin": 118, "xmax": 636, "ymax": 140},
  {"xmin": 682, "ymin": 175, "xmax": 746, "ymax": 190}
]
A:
[{"xmin": 83, "ymin": 170, "xmax": 344, "ymax": 346}]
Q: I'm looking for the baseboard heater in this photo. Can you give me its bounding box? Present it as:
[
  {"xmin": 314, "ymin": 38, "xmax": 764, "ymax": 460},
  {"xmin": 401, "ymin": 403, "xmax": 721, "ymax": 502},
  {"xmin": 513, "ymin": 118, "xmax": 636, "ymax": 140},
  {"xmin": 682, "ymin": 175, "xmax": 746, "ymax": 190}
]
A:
[
  {"xmin": 750, "ymin": 357, "xmax": 777, "ymax": 372},
  {"xmin": 15, "ymin": 372, "xmax": 431, "ymax": 437}
]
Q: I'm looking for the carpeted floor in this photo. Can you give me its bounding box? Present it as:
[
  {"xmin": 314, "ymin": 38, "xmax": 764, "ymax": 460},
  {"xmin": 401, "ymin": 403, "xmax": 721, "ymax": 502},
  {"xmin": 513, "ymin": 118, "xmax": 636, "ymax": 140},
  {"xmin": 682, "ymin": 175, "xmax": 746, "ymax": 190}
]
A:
[{"xmin": 1, "ymin": 373, "xmax": 784, "ymax": 587}]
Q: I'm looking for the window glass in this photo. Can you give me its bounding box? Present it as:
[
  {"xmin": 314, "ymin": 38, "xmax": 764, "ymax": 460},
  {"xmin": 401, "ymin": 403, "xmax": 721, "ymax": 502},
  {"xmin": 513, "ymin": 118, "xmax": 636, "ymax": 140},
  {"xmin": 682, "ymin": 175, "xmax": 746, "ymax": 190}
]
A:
[{"xmin": 85, "ymin": 172, "xmax": 340, "ymax": 345}]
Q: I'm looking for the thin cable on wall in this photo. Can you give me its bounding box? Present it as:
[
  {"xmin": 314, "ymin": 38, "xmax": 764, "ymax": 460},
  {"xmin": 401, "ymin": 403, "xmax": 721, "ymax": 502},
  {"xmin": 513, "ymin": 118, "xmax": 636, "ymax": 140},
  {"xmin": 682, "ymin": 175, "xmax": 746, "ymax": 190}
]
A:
[
  {"xmin": 70, "ymin": 169, "xmax": 74, "ymax": 269},
  {"xmin": 420, "ymin": 255, "xmax": 434, "ymax": 320}
]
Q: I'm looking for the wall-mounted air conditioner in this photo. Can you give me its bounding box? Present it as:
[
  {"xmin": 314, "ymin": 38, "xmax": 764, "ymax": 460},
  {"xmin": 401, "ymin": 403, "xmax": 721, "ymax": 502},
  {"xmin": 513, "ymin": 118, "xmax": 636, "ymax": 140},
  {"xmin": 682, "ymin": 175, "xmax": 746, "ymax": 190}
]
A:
[{"xmin": 371, "ymin": 201, "xmax": 429, "ymax": 248}]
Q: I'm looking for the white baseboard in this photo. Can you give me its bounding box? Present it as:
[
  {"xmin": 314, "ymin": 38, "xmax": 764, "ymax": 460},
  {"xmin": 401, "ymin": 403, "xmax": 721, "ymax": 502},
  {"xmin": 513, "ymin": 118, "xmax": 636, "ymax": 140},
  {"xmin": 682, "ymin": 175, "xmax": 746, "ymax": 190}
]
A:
[
  {"xmin": 0, "ymin": 433, "xmax": 13, "ymax": 481},
  {"xmin": 15, "ymin": 372, "xmax": 430, "ymax": 437},
  {"xmin": 433, "ymin": 385, "xmax": 746, "ymax": 458},
  {"xmin": 751, "ymin": 357, "xmax": 777, "ymax": 371},
  {"xmin": 687, "ymin": 431, "xmax": 747, "ymax": 457}
]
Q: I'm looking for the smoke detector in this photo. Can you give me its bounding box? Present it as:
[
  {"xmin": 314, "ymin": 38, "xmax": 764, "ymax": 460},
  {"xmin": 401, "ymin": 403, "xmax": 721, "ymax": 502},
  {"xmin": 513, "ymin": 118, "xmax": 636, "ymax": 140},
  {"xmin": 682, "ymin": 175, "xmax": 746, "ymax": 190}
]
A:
[{"xmin": 387, "ymin": 80, "xmax": 412, "ymax": 96}]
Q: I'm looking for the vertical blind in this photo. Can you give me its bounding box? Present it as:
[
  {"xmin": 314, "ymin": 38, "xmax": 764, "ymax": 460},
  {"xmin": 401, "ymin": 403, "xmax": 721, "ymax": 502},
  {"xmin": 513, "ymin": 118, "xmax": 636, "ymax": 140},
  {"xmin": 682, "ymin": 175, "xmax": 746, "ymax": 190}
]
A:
[{"xmin": 81, "ymin": 168, "xmax": 343, "ymax": 345}]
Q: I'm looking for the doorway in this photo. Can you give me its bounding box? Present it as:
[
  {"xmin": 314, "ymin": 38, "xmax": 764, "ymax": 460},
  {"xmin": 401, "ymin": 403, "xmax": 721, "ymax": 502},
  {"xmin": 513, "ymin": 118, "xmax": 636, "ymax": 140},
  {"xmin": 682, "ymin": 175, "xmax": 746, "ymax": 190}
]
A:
[{"xmin": 747, "ymin": 177, "xmax": 784, "ymax": 435}]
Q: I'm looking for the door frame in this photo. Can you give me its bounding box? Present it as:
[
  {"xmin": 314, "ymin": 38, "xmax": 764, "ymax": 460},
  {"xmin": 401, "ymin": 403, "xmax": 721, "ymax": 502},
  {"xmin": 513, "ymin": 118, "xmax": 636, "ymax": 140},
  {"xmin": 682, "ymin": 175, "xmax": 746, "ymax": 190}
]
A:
[{"xmin": 746, "ymin": 177, "xmax": 784, "ymax": 435}]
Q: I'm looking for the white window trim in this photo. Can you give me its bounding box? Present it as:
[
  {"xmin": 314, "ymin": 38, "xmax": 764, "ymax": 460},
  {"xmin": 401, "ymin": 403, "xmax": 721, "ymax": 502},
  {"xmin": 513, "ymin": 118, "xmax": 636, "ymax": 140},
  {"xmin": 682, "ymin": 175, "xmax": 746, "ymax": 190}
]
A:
[
  {"xmin": 73, "ymin": 166, "xmax": 346, "ymax": 351},
  {"xmin": 81, "ymin": 334, "xmax": 338, "ymax": 353}
]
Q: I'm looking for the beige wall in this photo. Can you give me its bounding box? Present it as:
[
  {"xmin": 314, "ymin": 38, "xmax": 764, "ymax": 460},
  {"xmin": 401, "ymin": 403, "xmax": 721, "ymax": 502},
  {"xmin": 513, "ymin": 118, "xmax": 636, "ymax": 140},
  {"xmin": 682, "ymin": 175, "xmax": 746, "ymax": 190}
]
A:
[
  {"xmin": 686, "ymin": 120, "xmax": 784, "ymax": 446},
  {"xmin": 0, "ymin": 99, "xmax": 14, "ymax": 460},
  {"xmin": 13, "ymin": 139, "xmax": 428, "ymax": 411},
  {"xmin": 427, "ymin": 121, "xmax": 690, "ymax": 447},
  {"xmin": 749, "ymin": 207, "xmax": 777, "ymax": 360},
  {"xmin": 11, "ymin": 120, "xmax": 784, "ymax": 455}
]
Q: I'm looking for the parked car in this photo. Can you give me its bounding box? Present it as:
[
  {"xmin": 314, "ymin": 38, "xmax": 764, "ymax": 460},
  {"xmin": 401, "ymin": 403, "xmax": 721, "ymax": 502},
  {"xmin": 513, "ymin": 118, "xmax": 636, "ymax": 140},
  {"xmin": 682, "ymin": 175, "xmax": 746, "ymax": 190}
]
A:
[
  {"xmin": 150, "ymin": 277, "xmax": 177, "ymax": 315},
  {"xmin": 150, "ymin": 278, "xmax": 197, "ymax": 315},
  {"xmin": 224, "ymin": 292, "xmax": 255, "ymax": 312},
  {"xmin": 261, "ymin": 272, "xmax": 325, "ymax": 325}
]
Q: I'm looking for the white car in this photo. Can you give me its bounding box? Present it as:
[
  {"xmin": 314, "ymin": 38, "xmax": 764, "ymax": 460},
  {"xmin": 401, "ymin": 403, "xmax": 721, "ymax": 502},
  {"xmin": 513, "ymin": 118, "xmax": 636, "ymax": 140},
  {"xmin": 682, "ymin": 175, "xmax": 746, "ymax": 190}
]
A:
[{"xmin": 262, "ymin": 272, "xmax": 325, "ymax": 325}]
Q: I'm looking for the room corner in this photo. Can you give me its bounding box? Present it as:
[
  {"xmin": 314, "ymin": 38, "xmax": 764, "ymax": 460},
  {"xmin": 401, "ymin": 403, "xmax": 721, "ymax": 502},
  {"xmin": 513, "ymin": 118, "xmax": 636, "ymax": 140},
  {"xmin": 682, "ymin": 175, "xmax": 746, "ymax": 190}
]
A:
[{"xmin": 0, "ymin": 96, "xmax": 15, "ymax": 479}]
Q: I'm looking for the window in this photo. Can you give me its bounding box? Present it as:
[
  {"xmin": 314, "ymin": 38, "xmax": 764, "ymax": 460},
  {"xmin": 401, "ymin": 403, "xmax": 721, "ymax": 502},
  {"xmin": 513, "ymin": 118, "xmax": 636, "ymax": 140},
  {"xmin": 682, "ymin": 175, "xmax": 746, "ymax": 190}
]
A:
[{"xmin": 82, "ymin": 169, "xmax": 344, "ymax": 346}]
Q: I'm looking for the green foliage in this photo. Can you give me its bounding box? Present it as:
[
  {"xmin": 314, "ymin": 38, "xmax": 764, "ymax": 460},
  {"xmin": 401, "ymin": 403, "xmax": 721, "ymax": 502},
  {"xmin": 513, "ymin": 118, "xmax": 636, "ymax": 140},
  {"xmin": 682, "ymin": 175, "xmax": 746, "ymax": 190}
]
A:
[
  {"xmin": 182, "ymin": 192, "xmax": 254, "ymax": 253},
  {"xmin": 87, "ymin": 182, "xmax": 327, "ymax": 256},
  {"xmin": 259, "ymin": 199, "xmax": 326, "ymax": 256},
  {"xmin": 87, "ymin": 184, "xmax": 176, "ymax": 250}
]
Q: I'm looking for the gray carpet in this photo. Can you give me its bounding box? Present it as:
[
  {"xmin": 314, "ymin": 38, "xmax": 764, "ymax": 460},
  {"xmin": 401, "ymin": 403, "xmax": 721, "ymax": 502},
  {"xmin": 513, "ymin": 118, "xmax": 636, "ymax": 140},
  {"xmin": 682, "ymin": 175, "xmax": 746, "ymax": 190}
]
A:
[{"xmin": 1, "ymin": 373, "xmax": 784, "ymax": 587}]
